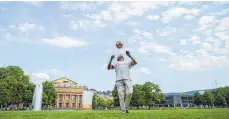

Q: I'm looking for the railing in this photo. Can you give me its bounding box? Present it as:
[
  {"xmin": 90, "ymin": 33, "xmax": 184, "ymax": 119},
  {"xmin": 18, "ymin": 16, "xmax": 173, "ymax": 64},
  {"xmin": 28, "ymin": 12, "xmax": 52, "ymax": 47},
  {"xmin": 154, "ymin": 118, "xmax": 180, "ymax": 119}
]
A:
[{"xmin": 54, "ymin": 84, "xmax": 88, "ymax": 89}]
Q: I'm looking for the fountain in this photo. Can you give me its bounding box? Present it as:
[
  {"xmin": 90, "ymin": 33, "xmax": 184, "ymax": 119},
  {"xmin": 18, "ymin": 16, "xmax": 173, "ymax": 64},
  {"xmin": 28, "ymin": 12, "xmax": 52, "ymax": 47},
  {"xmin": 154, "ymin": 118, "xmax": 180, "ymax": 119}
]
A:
[{"xmin": 32, "ymin": 80, "xmax": 43, "ymax": 111}]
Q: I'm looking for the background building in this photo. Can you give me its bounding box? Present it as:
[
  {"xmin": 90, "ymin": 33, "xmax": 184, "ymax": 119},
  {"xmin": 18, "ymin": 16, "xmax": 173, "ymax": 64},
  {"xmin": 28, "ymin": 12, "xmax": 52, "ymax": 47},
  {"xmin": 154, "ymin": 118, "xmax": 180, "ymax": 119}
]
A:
[
  {"xmin": 53, "ymin": 77, "xmax": 93, "ymax": 109},
  {"xmin": 163, "ymin": 94, "xmax": 194, "ymax": 107},
  {"xmin": 161, "ymin": 89, "xmax": 211, "ymax": 107}
]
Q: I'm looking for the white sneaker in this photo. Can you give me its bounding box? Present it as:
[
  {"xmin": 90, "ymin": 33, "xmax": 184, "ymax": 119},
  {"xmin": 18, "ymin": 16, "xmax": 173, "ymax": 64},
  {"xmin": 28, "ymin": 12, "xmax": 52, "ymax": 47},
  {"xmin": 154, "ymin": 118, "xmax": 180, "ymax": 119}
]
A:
[{"xmin": 121, "ymin": 110, "xmax": 126, "ymax": 114}]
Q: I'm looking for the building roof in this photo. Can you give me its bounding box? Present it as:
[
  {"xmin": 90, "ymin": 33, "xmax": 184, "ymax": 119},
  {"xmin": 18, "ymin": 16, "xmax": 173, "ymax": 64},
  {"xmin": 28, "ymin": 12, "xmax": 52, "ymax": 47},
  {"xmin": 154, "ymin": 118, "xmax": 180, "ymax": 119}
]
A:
[{"xmin": 52, "ymin": 77, "xmax": 78, "ymax": 84}]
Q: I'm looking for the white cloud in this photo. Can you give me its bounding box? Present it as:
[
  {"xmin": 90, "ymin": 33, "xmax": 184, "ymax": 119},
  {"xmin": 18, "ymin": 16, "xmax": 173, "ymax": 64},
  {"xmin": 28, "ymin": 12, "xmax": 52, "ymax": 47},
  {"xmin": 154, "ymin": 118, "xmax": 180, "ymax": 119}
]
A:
[
  {"xmin": 166, "ymin": 53, "xmax": 229, "ymax": 71},
  {"xmin": 19, "ymin": 23, "xmax": 36, "ymax": 32},
  {"xmin": 201, "ymin": 42, "xmax": 213, "ymax": 51},
  {"xmin": 60, "ymin": 2, "xmax": 97, "ymax": 11},
  {"xmin": 107, "ymin": 2, "xmax": 168, "ymax": 21},
  {"xmin": 157, "ymin": 27, "xmax": 177, "ymax": 36},
  {"xmin": 138, "ymin": 42, "xmax": 174, "ymax": 55},
  {"xmin": 199, "ymin": 16, "xmax": 217, "ymax": 30},
  {"xmin": 71, "ymin": 19, "xmax": 106, "ymax": 30},
  {"xmin": 215, "ymin": 31, "xmax": 229, "ymax": 40},
  {"xmin": 178, "ymin": 1, "xmax": 201, "ymax": 6},
  {"xmin": 32, "ymin": 72, "xmax": 50, "ymax": 80},
  {"xmin": 42, "ymin": 36, "xmax": 88, "ymax": 48},
  {"xmin": 85, "ymin": 2, "xmax": 168, "ymax": 22},
  {"xmin": 164, "ymin": 32, "xmax": 229, "ymax": 71},
  {"xmin": 133, "ymin": 28, "xmax": 153, "ymax": 38},
  {"xmin": 136, "ymin": 67, "xmax": 151, "ymax": 74},
  {"xmin": 184, "ymin": 15, "xmax": 194, "ymax": 20},
  {"xmin": 147, "ymin": 15, "xmax": 160, "ymax": 20},
  {"xmin": 65, "ymin": 2, "xmax": 168, "ymax": 29},
  {"xmin": 215, "ymin": 17, "xmax": 229, "ymax": 32},
  {"xmin": 11, "ymin": 23, "xmax": 44, "ymax": 32},
  {"xmin": 161, "ymin": 7, "xmax": 200, "ymax": 23}
]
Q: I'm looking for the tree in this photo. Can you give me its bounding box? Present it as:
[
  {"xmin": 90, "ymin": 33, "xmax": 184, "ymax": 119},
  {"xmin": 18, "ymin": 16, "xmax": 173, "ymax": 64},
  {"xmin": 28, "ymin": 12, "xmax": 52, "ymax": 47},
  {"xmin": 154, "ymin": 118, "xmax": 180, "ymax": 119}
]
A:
[
  {"xmin": 216, "ymin": 87, "xmax": 229, "ymax": 105},
  {"xmin": 214, "ymin": 92, "xmax": 227, "ymax": 107},
  {"xmin": 203, "ymin": 91, "xmax": 214, "ymax": 107},
  {"xmin": 194, "ymin": 92, "xmax": 203, "ymax": 106},
  {"xmin": 92, "ymin": 93, "xmax": 113, "ymax": 109},
  {"xmin": 130, "ymin": 84, "xmax": 145, "ymax": 108},
  {"xmin": 105, "ymin": 99, "xmax": 113, "ymax": 108},
  {"xmin": 92, "ymin": 93, "xmax": 99, "ymax": 109},
  {"xmin": 42, "ymin": 81, "xmax": 56, "ymax": 108},
  {"xmin": 0, "ymin": 77, "xmax": 12, "ymax": 108},
  {"xmin": 142, "ymin": 82, "xmax": 164, "ymax": 109},
  {"xmin": 0, "ymin": 66, "xmax": 33, "ymax": 109},
  {"xmin": 112, "ymin": 86, "xmax": 119, "ymax": 107}
]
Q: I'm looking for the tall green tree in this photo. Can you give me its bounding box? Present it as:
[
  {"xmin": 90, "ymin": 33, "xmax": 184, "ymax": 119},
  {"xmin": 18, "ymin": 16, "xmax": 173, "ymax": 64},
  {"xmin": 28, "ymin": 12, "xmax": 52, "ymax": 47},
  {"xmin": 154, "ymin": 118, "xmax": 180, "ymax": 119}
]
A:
[
  {"xmin": 112, "ymin": 86, "xmax": 119, "ymax": 107},
  {"xmin": 216, "ymin": 87, "xmax": 229, "ymax": 105},
  {"xmin": 214, "ymin": 92, "xmax": 227, "ymax": 107},
  {"xmin": 92, "ymin": 93, "xmax": 99, "ymax": 109},
  {"xmin": 130, "ymin": 84, "xmax": 145, "ymax": 108},
  {"xmin": 203, "ymin": 91, "xmax": 214, "ymax": 106},
  {"xmin": 194, "ymin": 92, "xmax": 203, "ymax": 106},
  {"xmin": 42, "ymin": 81, "xmax": 56, "ymax": 108},
  {"xmin": 142, "ymin": 82, "xmax": 164, "ymax": 109},
  {"xmin": 0, "ymin": 66, "xmax": 34, "ymax": 109}
]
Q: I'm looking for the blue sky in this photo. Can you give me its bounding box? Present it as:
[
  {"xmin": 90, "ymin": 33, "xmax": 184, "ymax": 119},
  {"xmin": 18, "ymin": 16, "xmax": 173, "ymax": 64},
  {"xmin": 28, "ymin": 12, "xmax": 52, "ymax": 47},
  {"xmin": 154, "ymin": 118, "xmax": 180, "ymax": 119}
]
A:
[{"xmin": 1, "ymin": 1, "xmax": 229, "ymax": 93}]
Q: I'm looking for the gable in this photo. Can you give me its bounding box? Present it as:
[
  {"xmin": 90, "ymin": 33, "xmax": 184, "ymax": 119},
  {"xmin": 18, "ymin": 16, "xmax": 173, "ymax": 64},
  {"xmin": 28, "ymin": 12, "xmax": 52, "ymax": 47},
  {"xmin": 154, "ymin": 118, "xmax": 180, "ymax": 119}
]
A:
[{"xmin": 53, "ymin": 77, "xmax": 77, "ymax": 85}]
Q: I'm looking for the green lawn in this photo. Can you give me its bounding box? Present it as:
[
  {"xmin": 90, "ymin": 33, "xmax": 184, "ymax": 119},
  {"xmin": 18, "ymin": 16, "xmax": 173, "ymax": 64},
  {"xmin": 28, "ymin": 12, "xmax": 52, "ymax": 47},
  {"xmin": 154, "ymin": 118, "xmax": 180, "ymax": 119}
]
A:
[{"xmin": 1, "ymin": 108, "xmax": 229, "ymax": 119}]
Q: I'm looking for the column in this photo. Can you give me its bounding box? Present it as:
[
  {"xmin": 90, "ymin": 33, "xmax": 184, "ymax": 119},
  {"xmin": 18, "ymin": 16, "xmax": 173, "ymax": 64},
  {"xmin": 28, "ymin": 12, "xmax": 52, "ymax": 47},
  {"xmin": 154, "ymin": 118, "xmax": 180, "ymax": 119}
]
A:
[
  {"xmin": 69, "ymin": 94, "xmax": 72, "ymax": 108},
  {"xmin": 57, "ymin": 94, "xmax": 59, "ymax": 108},
  {"xmin": 63, "ymin": 94, "xmax": 65, "ymax": 108},
  {"xmin": 76, "ymin": 95, "xmax": 79, "ymax": 108}
]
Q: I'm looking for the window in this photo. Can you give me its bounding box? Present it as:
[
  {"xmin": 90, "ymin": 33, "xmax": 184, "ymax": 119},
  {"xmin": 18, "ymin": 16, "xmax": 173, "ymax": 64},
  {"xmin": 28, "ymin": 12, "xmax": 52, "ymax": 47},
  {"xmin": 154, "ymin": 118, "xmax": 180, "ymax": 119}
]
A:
[
  {"xmin": 63, "ymin": 81, "xmax": 69, "ymax": 83},
  {"xmin": 59, "ymin": 95, "xmax": 63, "ymax": 102},
  {"xmin": 79, "ymin": 95, "xmax": 82, "ymax": 103},
  {"xmin": 66, "ymin": 95, "xmax": 70, "ymax": 102},
  {"xmin": 59, "ymin": 103, "xmax": 62, "ymax": 108},
  {"xmin": 72, "ymin": 95, "xmax": 76, "ymax": 102}
]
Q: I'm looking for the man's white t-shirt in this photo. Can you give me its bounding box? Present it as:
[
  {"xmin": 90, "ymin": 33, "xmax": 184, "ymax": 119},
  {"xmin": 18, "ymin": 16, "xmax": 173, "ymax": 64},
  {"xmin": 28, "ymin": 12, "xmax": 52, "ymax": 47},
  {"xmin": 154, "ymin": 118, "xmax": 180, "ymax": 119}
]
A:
[{"xmin": 114, "ymin": 61, "xmax": 134, "ymax": 81}]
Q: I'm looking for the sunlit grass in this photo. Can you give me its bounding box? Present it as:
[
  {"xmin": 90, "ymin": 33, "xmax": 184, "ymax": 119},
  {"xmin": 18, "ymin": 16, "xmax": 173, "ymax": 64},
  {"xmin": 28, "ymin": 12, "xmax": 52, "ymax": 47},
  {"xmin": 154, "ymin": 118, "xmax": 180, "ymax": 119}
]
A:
[{"xmin": 1, "ymin": 108, "xmax": 229, "ymax": 119}]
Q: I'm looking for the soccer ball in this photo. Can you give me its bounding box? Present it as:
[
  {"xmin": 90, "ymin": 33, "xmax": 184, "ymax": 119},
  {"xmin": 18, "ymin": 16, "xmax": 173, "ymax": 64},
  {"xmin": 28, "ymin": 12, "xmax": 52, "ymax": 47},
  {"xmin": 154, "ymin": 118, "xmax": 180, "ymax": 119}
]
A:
[{"xmin": 116, "ymin": 41, "xmax": 123, "ymax": 49}]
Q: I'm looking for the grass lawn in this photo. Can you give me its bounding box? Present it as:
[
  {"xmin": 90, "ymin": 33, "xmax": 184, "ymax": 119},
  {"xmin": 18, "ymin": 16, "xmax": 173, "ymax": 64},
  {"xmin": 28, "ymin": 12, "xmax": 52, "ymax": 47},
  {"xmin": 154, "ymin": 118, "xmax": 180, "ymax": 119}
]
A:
[{"xmin": 1, "ymin": 108, "xmax": 229, "ymax": 119}]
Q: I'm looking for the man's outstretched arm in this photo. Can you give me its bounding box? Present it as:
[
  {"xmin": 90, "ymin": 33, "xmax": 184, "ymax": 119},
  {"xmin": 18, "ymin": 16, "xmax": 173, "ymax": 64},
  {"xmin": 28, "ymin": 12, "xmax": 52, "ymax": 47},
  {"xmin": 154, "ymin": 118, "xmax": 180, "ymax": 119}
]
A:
[
  {"xmin": 107, "ymin": 55, "xmax": 115, "ymax": 70},
  {"xmin": 126, "ymin": 51, "xmax": 137, "ymax": 65}
]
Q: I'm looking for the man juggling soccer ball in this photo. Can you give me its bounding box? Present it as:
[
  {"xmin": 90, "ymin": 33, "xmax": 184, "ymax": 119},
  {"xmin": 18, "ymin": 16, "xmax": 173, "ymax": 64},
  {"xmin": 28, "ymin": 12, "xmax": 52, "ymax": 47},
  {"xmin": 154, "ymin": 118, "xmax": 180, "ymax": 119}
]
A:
[{"xmin": 107, "ymin": 41, "xmax": 137, "ymax": 114}]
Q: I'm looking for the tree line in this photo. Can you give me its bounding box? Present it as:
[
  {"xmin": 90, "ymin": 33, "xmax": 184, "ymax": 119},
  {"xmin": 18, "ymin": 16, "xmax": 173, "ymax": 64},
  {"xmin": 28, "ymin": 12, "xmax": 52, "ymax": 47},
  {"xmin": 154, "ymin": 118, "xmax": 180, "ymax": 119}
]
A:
[
  {"xmin": 0, "ymin": 66, "xmax": 56, "ymax": 110},
  {"xmin": 92, "ymin": 82, "xmax": 165, "ymax": 110},
  {"xmin": 194, "ymin": 86, "xmax": 229, "ymax": 107},
  {"xmin": 92, "ymin": 93, "xmax": 113, "ymax": 110}
]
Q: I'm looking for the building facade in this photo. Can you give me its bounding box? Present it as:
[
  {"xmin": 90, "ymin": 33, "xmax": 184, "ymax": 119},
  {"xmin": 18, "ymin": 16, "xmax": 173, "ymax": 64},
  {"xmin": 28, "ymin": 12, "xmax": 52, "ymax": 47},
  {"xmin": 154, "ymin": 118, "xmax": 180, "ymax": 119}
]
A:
[
  {"xmin": 161, "ymin": 90, "xmax": 206, "ymax": 107},
  {"xmin": 163, "ymin": 94, "xmax": 194, "ymax": 107},
  {"xmin": 53, "ymin": 77, "xmax": 93, "ymax": 109}
]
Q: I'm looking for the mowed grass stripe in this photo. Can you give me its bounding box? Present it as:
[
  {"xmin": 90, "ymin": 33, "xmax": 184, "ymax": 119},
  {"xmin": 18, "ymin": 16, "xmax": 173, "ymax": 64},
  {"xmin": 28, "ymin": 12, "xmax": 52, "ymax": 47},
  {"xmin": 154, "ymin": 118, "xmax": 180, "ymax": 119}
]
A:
[{"xmin": 0, "ymin": 109, "xmax": 229, "ymax": 119}]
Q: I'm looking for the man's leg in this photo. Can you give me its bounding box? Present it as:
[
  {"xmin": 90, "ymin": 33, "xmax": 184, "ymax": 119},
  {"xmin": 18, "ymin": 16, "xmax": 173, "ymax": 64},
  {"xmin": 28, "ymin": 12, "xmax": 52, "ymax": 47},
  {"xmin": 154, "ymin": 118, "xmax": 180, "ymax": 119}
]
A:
[
  {"xmin": 124, "ymin": 79, "xmax": 133, "ymax": 111},
  {"xmin": 115, "ymin": 80, "xmax": 126, "ymax": 112}
]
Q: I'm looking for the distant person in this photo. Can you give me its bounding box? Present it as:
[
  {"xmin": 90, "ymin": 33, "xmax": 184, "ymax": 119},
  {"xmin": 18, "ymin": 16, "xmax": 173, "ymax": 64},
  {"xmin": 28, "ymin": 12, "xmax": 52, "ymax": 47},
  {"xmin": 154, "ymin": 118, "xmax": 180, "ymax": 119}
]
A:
[{"xmin": 107, "ymin": 50, "xmax": 137, "ymax": 114}]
